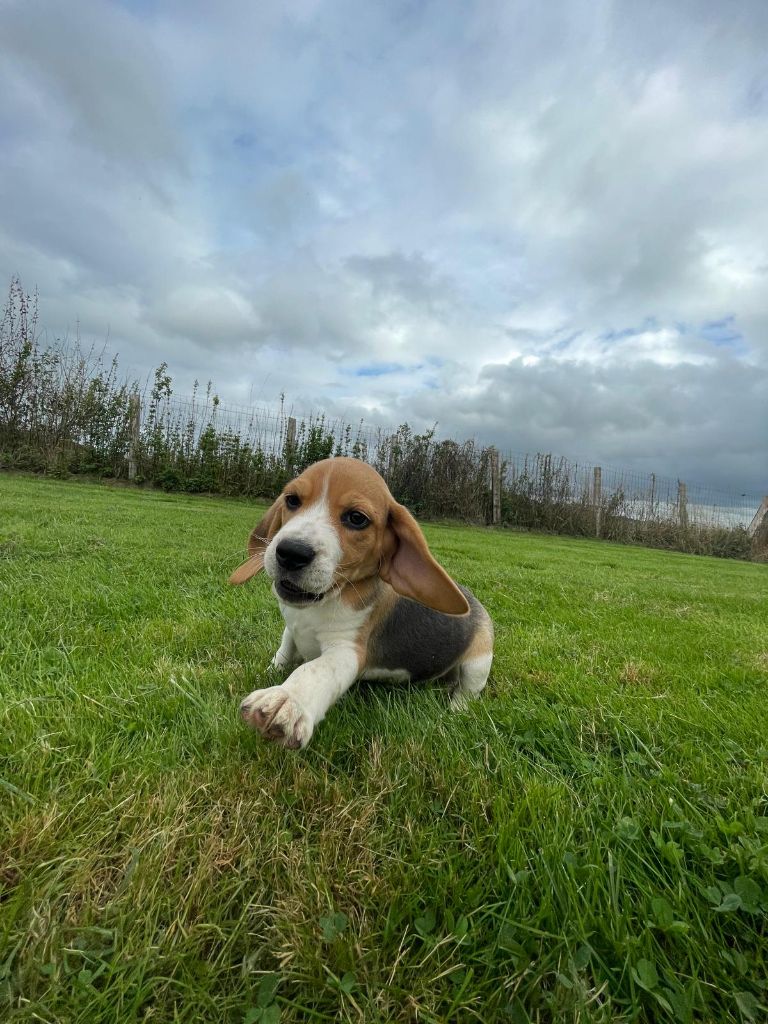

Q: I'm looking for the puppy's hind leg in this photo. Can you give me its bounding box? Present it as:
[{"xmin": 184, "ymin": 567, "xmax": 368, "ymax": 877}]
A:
[{"xmin": 449, "ymin": 652, "xmax": 492, "ymax": 710}]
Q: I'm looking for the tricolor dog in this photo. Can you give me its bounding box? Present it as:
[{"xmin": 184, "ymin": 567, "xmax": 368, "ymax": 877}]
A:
[{"xmin": 229, "ymin": 457, "xmax": 493, "ymax": 748}]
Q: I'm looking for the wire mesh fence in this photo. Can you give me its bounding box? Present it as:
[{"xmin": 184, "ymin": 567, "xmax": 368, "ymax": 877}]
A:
[
  {"xmin": 494, "ymin": 451, "xmax": 766, "ymax": 558},
  {"xmin": 122, "ymin": 391, "xmax": 767, "ymax": 558},
  {"xmin": 0, "ymin": 272, "xmax": 764, "ymax": 561},
  {"xmin": 160, "ymin": 394, "xmax": 382, "ymax": 461},
  {"xmin": 502, "ymin": 452, "xmax": 761, "ymax": 531}
]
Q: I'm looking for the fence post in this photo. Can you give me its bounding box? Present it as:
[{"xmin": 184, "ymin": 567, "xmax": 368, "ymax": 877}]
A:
[
  {"xmin": 648, "ymin": 473, "xmax": 656, "ymax": 519},
  {"xmin": 488, "ymin": 448, "xmax": 501, "ymax": 525},
  {"xmin": 542, "ymin": 453, "xmax": 552, "ymax": 503},
  {"xmin": 128, "ymin": 394, "xmax": 140, "ymax": 481},
  {"xmin": 286, "ymin": 416, "xmax": 297, "ymax": 449},
  {"xmin": 748, "ymin": 496, "xmax": 768, "ymax": 537},
  {"xmin": 593, "ymin": 466, "xmax": 602, "ymax": 538},
  {"xmin": 678, "ymin": 481, "xmax": 688, "ymax": 529},
  {"xmin": 284, "ymin": 416, "xmax": 297, "ymax": 470}
]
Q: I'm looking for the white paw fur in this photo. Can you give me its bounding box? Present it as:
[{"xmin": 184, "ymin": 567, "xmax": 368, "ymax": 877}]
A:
[{"xmin": 240, "ymin": 686, "xmax": 313, "ymax": 749}]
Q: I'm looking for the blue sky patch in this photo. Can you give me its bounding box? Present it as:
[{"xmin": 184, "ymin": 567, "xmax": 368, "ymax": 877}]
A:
[
  {"xmin": 700, "ymin": 316, "xmax": 742, "ymax": 348},
  {"xmin": 600, "ymin": 318, "xmax": 659, "ymax": 343},
  {"xmin": 346, "ymin": 362, "xmax": 413, "ymax": 377}
]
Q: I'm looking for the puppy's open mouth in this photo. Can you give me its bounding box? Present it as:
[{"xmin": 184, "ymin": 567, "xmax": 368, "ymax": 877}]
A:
[{"xmin": 276, "ymin": 579, "xmax": 326, "ymax": 604}]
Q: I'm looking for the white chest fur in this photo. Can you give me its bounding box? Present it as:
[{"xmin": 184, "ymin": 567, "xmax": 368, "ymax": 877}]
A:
[{"xmin": 277, "ymin": 591, "xmax": 371, "ymax": 663}]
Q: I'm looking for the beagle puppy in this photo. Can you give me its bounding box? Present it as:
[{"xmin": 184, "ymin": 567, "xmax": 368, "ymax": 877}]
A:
[{"xmin": 229, "ymin": 457, "xmax": 493, "ymax": 749}]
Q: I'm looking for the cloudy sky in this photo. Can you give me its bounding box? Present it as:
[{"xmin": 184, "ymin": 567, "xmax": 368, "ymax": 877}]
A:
[{"xmin": 1, "ymin": 0, "xmax": 766, "ymax": 494}]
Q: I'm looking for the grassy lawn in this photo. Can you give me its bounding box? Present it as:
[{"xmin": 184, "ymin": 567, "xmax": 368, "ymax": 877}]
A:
[{"xmin": 1, "ymin": 473, "xmax": 767, "ymax": 1024}]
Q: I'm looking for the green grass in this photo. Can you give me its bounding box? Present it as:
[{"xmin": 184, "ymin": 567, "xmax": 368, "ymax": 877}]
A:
[{"xmin": 1, "ymin": 474, "xmax": 767, "ymax": 1024}]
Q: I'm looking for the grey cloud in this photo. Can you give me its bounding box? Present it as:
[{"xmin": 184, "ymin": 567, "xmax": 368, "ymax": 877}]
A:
[
  {"xmin": 0, "ymin": 0, "xmax": 191, "ymax": 293},
  {"xmin": 147, "ymin": 285, "xmax": 260, "ymax": 346},
  {"xmin": 1, "ymin": 0, "xmax": 181, "ymax": 171},
  {"xmin": 0, "ymin": 0, "xmax": 766, "ymax": 496},
  {"xmin": 344, "ymin": 352, "xmax": 767, "ymax": 495},
  {"xmin": 345, "ymin": 252, "xmax": 454, "ymax": 312}
]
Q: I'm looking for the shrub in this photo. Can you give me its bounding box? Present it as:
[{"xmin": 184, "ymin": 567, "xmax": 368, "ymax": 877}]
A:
[{"xmin": 1, "ymin": 277, "xmax": 761, "ymax": 561}]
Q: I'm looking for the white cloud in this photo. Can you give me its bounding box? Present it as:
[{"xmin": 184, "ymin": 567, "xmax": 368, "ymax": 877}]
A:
[
  {"xmin": 2, "ymin": 0, "xmax": 181, "ymax": 171},
  {"xmin": 0, "ymin": 0, "xmax": 766, "ymax": 494}
]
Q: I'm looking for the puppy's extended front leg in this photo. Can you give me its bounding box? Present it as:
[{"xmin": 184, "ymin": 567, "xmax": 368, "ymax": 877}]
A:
[{"xmin": 240, "ymin": 646, "xmax": 360, "ymax": 749}]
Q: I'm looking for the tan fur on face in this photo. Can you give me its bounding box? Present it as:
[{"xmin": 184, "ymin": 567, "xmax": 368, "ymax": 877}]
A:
[
  {"xmin": 298, "ymin": 459, "xmax": 394, "ymax": 593},
  {"xmin": 229, "ymin": 457, "xmax": 469, "ymax": 616},
  {"xmin": 232, "ymin": 458, "xmax": 492, "ymax": 749}
]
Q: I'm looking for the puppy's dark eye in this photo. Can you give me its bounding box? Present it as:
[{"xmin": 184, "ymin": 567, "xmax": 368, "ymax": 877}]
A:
[
  {"xmin": 285, "ymin": 494, "xmax": 301, "ymax": 510},
  {"xmin": 342, "ymin": 509, "xmax": 370, "ymax": 530}
]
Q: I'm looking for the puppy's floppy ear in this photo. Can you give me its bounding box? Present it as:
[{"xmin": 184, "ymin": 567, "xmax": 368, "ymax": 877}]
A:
[
  {"xmin": 229, "ymin": 498, "xmax": 283, "ymax": 585},
  {"xmin": 380, "ymin": 502, "xmax": 470, "ymax": 615}
]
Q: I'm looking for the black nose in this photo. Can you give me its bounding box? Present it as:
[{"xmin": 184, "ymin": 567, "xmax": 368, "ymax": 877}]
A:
[{"xmin": 275, "ymin": 538, "xmax": 316, "ymax": 571}]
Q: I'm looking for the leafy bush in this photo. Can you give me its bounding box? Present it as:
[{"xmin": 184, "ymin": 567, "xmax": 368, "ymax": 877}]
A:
[{"xmin": 1, "ymin": 277, "xmax": 762, "ymax": 560}]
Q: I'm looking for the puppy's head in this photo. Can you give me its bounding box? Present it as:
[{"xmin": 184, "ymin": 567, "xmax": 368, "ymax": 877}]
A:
[{"xmin": 229, "ymin": 457, "xmax": 469, "ymax": 615}]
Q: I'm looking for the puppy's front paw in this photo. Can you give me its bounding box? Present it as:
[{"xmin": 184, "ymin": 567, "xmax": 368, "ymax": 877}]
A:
[{"xmin": 239, "ymin": 686, "xmax": 313, "ymax": 749}]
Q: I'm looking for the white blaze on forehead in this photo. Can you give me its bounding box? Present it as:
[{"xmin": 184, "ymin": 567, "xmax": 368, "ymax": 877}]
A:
[
  {"xmin": 263, "ymin": 479, "xmax": 342, "ymax": 592},
  {"xmin": 277, "ymin": 479, "xmax": 336, "ymax": 548}
]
